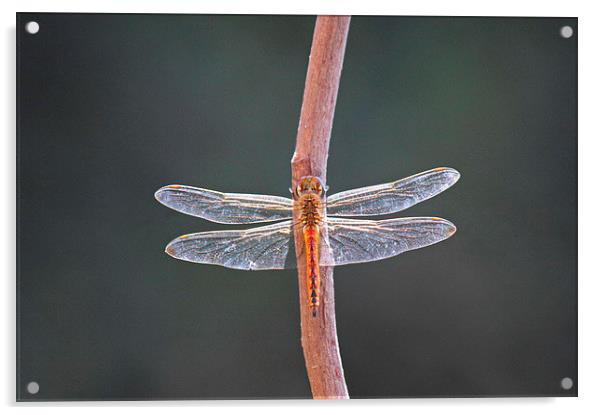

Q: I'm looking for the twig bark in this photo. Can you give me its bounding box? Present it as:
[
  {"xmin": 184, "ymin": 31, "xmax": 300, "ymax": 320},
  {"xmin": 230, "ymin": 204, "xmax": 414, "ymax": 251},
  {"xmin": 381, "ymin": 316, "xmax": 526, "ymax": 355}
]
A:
[{"xmin": 291, "ymin": 15, "xmax": 351, "ymax": 400}]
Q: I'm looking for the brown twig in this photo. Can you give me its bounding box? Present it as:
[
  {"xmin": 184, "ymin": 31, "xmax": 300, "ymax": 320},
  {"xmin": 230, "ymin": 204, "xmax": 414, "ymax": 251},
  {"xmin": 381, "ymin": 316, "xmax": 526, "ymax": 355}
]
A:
[{"xmin": 291, "ymin": 15, "xmax": 351, "ymax": 400}]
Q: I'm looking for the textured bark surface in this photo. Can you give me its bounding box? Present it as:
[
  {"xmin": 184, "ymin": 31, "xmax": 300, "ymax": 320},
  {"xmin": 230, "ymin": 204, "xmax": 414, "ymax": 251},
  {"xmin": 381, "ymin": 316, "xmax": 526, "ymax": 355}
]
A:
[{"xmin": 291, "ymin": 15, "xmax": 351, "ymax": 400}]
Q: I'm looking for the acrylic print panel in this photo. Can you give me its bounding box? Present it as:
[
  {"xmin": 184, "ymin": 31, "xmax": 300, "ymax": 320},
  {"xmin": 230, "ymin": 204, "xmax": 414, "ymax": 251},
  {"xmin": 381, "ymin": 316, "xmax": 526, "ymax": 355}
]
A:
[{"xmin": 16, "ymin": 13, "xmax": 577, "ymax": 400}]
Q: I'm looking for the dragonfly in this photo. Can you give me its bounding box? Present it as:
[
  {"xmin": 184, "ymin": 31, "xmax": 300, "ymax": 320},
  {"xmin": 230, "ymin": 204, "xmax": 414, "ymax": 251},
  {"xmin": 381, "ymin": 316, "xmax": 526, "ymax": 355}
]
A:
[{"xmin": 155, "ymin": 167, "xmax": 460, "ymax": 317}]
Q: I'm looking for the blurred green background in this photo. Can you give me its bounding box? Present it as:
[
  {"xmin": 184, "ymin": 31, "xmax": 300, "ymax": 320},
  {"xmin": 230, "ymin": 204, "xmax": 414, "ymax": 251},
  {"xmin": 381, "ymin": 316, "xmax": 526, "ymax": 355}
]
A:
[{"xmin": 17, "ymin": 14, "xmax": 576, "ymax": 399}]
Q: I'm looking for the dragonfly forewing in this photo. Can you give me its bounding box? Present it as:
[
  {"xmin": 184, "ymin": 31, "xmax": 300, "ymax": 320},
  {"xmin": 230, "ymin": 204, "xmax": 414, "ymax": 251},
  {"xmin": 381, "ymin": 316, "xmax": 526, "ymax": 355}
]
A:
[
  {"xmin": 155, "ymin": 185, "xmax": 293, "ymax": 224},
  {"xmin": 326, "ymin": 167, "xmax": 460, "ymax": 217}
]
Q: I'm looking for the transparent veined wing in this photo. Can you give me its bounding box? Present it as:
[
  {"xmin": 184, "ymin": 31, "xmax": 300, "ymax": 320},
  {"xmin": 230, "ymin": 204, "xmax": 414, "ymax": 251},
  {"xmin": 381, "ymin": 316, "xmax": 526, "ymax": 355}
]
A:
[
  {"xmin": 321, "ymin": 216, "xmax": 456, "ymax": 266},
  {"xmin": 165, "ymin": 220, "xmax": 296, "ymax": 270},
  {"xmin": 326, "ymin": 167, "xmax": 460, "ymax": 217},
  {"xmin": 155, "ymin": 185, "xmax": 293, "ymax": 224},
  {"xmin": 164, "ymin": 217, "xmax": 455, "ymax": 270}
]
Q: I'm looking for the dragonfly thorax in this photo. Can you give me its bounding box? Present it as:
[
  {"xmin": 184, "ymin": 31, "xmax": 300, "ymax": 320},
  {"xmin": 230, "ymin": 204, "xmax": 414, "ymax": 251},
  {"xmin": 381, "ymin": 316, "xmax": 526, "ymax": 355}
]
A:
[
  {"xmin": 297, "ymin": 194, "xmax": 323, "ymax": 227},
  {"xmin": 293, "ymin": 176, "xmax": 325, "ymax": 228}
]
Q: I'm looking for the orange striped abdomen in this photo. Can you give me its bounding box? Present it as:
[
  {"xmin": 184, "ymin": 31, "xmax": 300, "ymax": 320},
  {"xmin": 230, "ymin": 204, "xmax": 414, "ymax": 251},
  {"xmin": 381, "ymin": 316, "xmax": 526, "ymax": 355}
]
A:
[{"xmin": 303, "ymin": 224, "xmax": 320, "ymax": 317}]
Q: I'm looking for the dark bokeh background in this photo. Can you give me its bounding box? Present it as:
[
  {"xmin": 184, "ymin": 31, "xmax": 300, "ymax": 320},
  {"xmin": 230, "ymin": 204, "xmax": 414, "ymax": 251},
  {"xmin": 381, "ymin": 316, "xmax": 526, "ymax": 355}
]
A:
[{"xmin": 17, "ymin": 14, "xmax": 577, "ymax": 400}]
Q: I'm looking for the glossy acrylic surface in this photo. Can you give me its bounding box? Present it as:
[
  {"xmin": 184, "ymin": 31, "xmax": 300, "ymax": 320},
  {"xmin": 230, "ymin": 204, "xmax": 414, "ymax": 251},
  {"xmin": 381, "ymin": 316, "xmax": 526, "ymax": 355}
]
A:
[{"xmin": 17, "ymin": 14, "xmax": 577, "ymax": 400}]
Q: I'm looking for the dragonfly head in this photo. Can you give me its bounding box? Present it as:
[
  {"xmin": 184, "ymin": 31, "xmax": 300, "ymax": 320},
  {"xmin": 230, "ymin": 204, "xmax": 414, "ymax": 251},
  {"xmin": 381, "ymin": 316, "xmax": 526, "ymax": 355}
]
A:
[{"xmin": 293, "ymin": 176, "xmax": 327, "ymax": 199}]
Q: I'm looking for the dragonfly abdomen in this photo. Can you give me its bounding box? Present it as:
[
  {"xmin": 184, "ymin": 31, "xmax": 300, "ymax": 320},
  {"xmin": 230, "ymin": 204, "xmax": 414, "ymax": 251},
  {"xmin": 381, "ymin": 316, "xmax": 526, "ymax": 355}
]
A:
[
  {"xmin": 303, "ymin": 223, "xmax": 320, "ymax": 317},
  {"xmin": 300, "ymin": 194, "xmax": 322, "ymax": 317}
]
